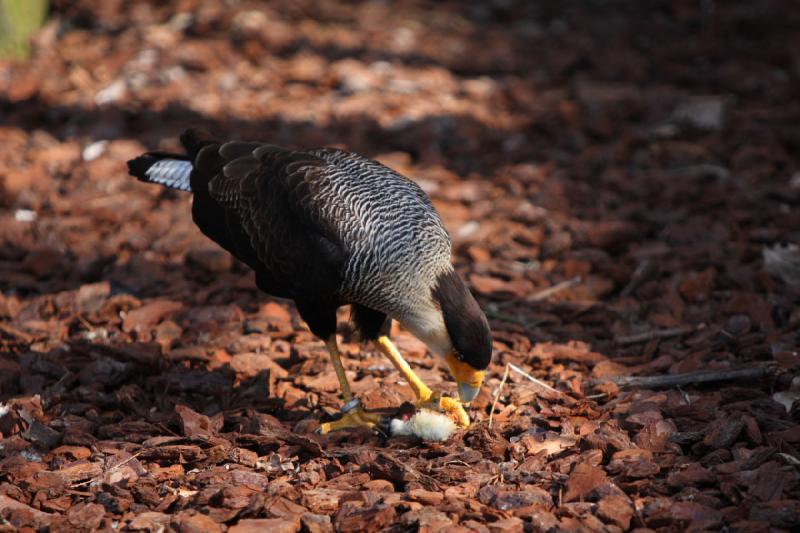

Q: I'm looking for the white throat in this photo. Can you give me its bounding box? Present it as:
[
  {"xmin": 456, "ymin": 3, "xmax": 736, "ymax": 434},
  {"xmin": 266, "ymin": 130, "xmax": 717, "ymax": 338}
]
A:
[{"xmin": 398, "ymin": 304, "xmax": 452, "ymax": 356}]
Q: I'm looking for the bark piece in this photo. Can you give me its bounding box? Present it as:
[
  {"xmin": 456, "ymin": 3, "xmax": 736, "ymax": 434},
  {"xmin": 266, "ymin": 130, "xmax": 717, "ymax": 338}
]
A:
[{"xmin": 564, "ymin": 463, "xmax": 607, "ymax": 502}]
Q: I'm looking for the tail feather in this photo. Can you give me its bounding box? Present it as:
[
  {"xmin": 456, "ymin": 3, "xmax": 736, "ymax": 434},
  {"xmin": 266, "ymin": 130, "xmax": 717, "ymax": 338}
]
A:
[
  {"xmin": 127, "ymin": 152, "xmax": 193, "ymax": 192},
  {"xmin": 128, "ymin": 129, "xmax": 219, "ymax": 192}
]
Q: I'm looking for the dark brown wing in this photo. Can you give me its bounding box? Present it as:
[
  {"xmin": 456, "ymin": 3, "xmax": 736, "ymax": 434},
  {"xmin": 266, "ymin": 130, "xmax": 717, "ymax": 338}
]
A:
[{"xmin": 187, "ymin": 136, "xmax": 347, "ymax": 301}]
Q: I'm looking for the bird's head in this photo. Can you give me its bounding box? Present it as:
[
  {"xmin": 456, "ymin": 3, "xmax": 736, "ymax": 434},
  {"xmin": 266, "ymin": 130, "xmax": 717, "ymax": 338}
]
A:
[{"xmin": 432, "ymin": 270, "xmax": 492, "ymax": 403}]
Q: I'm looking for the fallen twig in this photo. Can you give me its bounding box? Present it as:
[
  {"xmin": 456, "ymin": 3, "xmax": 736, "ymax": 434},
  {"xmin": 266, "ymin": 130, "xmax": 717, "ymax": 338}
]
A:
[
  {"xmin": 777, "ymin": 453, "xmax": 800, "ymax": 466},
  {"xmin": 508, "ymin": 363, "xmax": 561, "ymax": 395},
  {"xmin": 71, "ymin": 451, "xmax": 143, "ymax": 488},
  {"xmin": 592, "ymin": 366, "xmax": 770, "ymax": 390},
  {"xmin": 488, "ymin": 364, "xmax": 510, "ymax": 428},
  {"xmin": 527, "ymin": 276, "xmax": 582, "ymax": 302},
  {"xmin": 615, "ymin": 326, "xmax": 698, "ymax": 345},
  {"xmin": 491, "ymin": 276, "xmax": 582, "ymax": 310},
  {"xmin": 0, "ymin": 321, "xmax": 34, "ymax": 343},
  {"xmin": 484, "ymin": 308, "xmax": 539, "ymax": 330},
  {"xmin": 620, "ymin": 260, "xmax": 658, "ymax": 297},
  {"xmin": 665, "ymin": 164, "xmax": 731, "ymax": 181}
]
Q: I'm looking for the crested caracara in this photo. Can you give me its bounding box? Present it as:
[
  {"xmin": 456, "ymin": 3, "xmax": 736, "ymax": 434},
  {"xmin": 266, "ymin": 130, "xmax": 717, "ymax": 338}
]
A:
[{"xmin": 128, "ymin": 129, "xmax": 492, "ymax": 433}]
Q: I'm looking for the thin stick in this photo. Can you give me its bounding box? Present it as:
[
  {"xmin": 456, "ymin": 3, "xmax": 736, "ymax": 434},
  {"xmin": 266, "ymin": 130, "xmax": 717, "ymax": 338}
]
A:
[
  {"xmin": 615, "ymin": 326, "xmax": 697, "ymax": 345},
  {"xmin": 527, "ymin": 276, "xmax": 582, "ymax": 301},
  {"xmin": 71, "ymin": 451, "xmax": 143, "ymax": 488},
  {"xmin": 666, "ymin": 164, "xmax": 730, "ymax": 180},
  {"xmin": 0, "ymin": 321, "xmax": 34, "ymax": 343},
  {"xmin": 488, "ymin": 364, "xmax": 510, "ymax": 428},
  {"xmin": 491, "ymin": 276, "xmax": 582, "ymax": 310},
  {"xmin": 592, "ymin": 366, "xmax": 769, "ymax": 390},
  {"xmin": 484, "ymin": 308, "xmax": 538, "ymax": 330},
  {"xmin": 508, "ymin": 363, "xmax": 561, "ymax": 395},
  {"xmin": 620, "ymin": 260, "xmax": 656, "ymax": 297}
]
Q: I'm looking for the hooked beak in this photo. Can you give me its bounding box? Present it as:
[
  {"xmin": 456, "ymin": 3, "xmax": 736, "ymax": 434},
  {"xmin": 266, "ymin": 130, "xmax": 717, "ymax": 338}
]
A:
[
  {"xmin": 458, "ymin": 381, "xmax": 480, "ymax": 403},
  {"xmin": 445, "ymin": 350, "xmax": 485, "ymax": 404}
]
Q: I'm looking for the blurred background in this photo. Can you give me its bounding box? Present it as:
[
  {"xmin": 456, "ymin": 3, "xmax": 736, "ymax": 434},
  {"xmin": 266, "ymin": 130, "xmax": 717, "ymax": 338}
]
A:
[
  {"xmin": 1, "ymin": 0, "xmax": 798, "ymax": 322},
  {"xmin": 1, "ymin": 1, "xmax": 800, "ymax": 530}
]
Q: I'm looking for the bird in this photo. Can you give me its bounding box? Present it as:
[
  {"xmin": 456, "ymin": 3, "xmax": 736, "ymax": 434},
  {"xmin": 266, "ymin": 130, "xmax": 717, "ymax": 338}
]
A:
[{"xmin": 127, "ymin": 129, "xmax": 492, "ymax": 433}]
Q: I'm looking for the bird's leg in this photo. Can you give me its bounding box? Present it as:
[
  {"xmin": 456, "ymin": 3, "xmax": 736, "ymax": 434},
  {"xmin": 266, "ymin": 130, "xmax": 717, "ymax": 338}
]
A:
[
  {"xmin": 375, "ymin": 335, "xmax": 470, "ymax": 428},
  {"xmin": 326, "ymin": 335, "xmax": 353, "ymax": 403},
  {"xmin": 375, "ymin": 336, "xmax": 432, "ymax": 400},
  {"xmin": 318, "ymin": 335, "xmax": 382, "ymax": 434}
]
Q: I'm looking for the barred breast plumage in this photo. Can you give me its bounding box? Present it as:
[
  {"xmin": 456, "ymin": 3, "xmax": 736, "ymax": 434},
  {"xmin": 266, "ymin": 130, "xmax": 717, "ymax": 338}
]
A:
[{"xmin": 306, "ymin": 148, "xmax": 452, "ymax": 320}]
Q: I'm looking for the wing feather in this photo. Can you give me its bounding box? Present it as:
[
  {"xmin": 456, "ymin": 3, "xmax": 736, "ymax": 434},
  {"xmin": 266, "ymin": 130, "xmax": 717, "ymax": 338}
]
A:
[{"xmin": 203, "ymin": 142, "xmax": 347, "ymax": 299}]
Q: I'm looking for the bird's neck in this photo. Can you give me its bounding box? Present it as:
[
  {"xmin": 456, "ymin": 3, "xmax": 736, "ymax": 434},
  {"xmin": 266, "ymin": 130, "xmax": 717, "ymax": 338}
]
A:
[{"xmin": 398, "ymin": 304, "xmax": 452, "ymax": 356}]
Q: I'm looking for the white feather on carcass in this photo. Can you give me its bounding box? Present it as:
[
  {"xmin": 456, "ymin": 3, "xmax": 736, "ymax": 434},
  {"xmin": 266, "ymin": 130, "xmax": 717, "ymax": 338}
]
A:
[{"xmin": 389, "ymin": 408, "xmax": 458, "ymax": 442}]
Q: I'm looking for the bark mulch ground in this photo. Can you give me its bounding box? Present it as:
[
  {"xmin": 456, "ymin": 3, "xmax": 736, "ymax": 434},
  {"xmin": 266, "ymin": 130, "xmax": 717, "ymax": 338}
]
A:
[{"xmin": 1, "ymin": 1, "xmax": 799, "ymax": 531}]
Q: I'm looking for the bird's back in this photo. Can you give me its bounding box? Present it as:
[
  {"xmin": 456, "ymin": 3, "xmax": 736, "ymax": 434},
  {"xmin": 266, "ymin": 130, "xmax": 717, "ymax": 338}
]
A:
[{"xmin": 128, "ymin": 130, "xmax": 452, "ymax": 318}]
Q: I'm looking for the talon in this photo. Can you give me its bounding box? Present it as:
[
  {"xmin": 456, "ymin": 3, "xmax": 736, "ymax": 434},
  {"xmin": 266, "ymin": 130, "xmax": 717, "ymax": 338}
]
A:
[
  {"xmin": 439, "ymin": 396, "xmax": 471, "ymax": 428},
  {"xmin": 417, "ymin": 394, "xmax": 471, "ymax": 428},
  {"xmin": 317, "ymin": 406, "xmax": 383, "ymax": 434}
]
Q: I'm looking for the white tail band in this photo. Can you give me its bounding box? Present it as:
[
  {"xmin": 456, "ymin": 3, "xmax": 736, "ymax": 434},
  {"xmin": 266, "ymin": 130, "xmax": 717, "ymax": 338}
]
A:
[{"xmin": 145, "ymin": 159, "xmax": 193, "ymax": 191}]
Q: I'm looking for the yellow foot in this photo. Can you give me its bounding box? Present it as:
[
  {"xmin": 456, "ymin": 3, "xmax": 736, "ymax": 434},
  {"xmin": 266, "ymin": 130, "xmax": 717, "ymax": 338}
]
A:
[
  {"xmin": 317, "ymin": 401, "xmax": 383, "ymax": 434},
  {"xmin": 418, "ymin": 395, "xmax": 471, "ymax": 428}
]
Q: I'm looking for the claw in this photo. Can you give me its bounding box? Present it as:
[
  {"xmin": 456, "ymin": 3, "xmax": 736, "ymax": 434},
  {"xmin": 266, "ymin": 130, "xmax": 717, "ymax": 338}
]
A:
[
  {"xmin": 417, "ymin": 395, "xmax": 471, "ymax": 428},
  {"xmin": 317, "ymin": 406, "xmax": 384, "ymax": 435}
]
